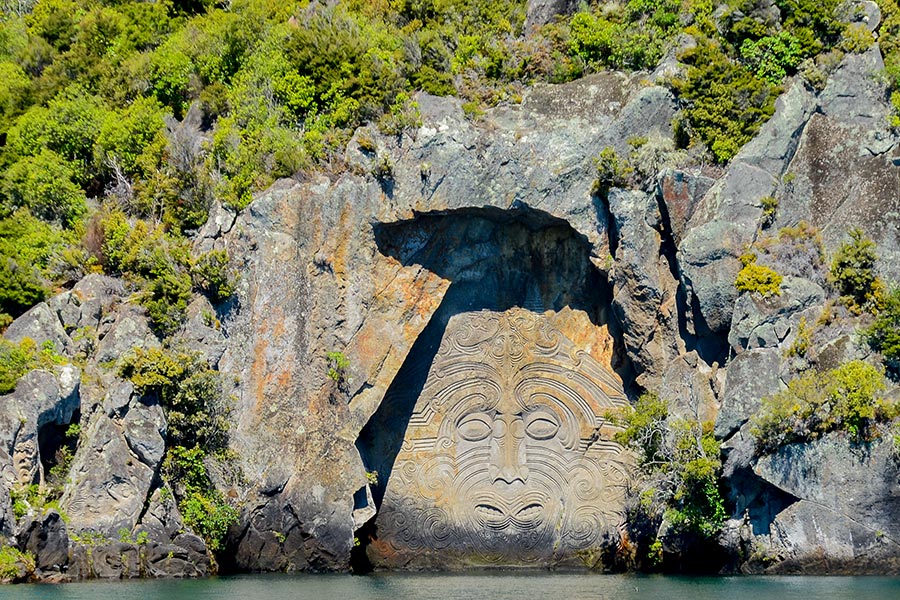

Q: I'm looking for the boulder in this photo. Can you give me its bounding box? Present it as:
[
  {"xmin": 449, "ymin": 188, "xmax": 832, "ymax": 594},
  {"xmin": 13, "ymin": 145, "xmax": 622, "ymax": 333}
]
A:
[
  {"xmin": 60, "ymin": 382, "xmax": 166, "ymax": 536},
  {"xmin": 3, "ymin": 303, "xmax": 71, "ymax": 355},
  {"xmin": 16, "ymin": 509, "xmax": 69, "ymax": 572}
]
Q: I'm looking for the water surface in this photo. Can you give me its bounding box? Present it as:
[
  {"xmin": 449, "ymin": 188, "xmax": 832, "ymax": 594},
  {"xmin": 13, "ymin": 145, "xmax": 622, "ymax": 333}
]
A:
[{"xmin": 5, "ymin": 572, "xmax": 900, "ymax": 600}]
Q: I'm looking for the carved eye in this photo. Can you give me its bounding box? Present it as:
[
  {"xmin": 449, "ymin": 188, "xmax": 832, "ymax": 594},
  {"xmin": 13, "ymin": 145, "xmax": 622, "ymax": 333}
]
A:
[
  {"xmin": 525, "ymin": 414, "xmax": 560, "ymax": 440},
  {"xmin": 458, "ymin": 415, "xmax": 492, "ymax": 441}
]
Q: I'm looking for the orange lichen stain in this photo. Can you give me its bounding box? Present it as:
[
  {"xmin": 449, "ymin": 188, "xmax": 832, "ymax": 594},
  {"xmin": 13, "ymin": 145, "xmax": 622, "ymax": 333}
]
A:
[
  {"xmin": 251, "ymin": 335, "xmax": 270, "ymax": 415},
  {"xmin": 546, "ymin": 307, "xmax": 617, "ymax": 369},
  {"xmin": 330, "ymin": 203, "xmax": 355, "ymax": 280},
  {"xmin": 273, "ymin": 318, "xmax": 285, "ymax": 338}
]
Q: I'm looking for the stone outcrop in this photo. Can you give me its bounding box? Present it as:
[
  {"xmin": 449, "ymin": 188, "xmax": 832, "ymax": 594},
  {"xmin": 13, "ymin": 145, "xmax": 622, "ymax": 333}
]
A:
[{"xmin": 1, "ymin": 40, "xmax": 899, "ymax": 580}]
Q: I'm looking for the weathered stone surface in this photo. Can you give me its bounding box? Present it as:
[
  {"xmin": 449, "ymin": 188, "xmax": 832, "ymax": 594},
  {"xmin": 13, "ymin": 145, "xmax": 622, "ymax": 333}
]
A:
[
  {"xmin": 779, "ymin": 47, "xmax": 900, "ymax": 282},
  {"xmin": 608, "ymin": 188, "xmax": 681, "ymax": 382},
  {"xmin": 524, "ymin": 0, "xmax": 577, "ymax": 29},
  {"xmin": 47, "ymin": 275, "xmax": 126, "ymax": 334},
  {"xmin": 4, "ymin": 303, "xmax": 72, "ymax": 354},
  {"xmin": 367, "ymin": 308, "xmax": 630, "ymax": 568},
  {"xmin": 16, "ymin": 510, "xmax": 69, "ymax": 572},
  {"xmin": 60, "ymin": 382, "xmax": 166, "ymax": 536},
  {"xmin": 0, "ymin": 366, "xmax": 80, "ymax": 535},
  {"xmin": 754, "ymin": 435, "xmax": 900, "ymax": 572},
  {"xmin": 94, "ymin": 306, "xmax": 159, "ymax": 365},
  {"xmin": 728, "ymin": 277, "xmax": 825, "ymax": 353},
  {"xmin": 656, "ymin": 351, "xmax": 720, "ymax": 425},
  {"xmin": 715, "ymin": 348, "xmax": 782, "ymax": 440},
  {"xmin": 657, "ymin": 168, "xmax": 716, "ymax": 246},
  {"xmin": 215, "ymin": 74, "xmax": 676, "ymax": 572}
]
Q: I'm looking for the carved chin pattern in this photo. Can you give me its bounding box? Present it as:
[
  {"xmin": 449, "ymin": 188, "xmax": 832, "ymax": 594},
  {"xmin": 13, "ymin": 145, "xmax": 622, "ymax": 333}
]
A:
[{"xmin": 375, "ymin": 308, "xmax": 631, "ymax": 566}]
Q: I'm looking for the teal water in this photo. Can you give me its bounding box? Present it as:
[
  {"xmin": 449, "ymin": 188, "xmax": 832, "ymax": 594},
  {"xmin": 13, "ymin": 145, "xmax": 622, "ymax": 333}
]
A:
[{"xmin": 3, "ymin": 573, "xmax": 900, "ymax": 600}]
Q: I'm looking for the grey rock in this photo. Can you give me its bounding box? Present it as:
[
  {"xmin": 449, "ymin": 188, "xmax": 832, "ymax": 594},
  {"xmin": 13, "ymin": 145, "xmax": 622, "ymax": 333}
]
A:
[
  {"xmin": 16, "ymin": 510, "xmax": 69, "ymax": 572},
  {"xmin": 728, "ymin": 277, "xmax": 826, "ymax": 353},
  {"xmin": 657, "ymin": 168, "xmax": 716, "ymax": 246},
  {"xmin": 47, "ymin": 275, "xmax": 125, "ymax": 335},
  {"xmin": 176, "ymin": 297, "xmax": 227, "ymax": 368},
  {"xmin": 608, "ymin": 189, "xmax": 680, "ymax": 380},
  {"xmin": 4, "ymin": 303, "xmax": 71, "ymax": 355},
  {"xmin": 820, "ymin": 46, "xmax": 890, "ymax": 126},
  {"xmin": 816, "ymin": 334, "xmax": 869, "ymax": 371},
  {"xmin": 0, "ymin": 366, "xmax": 80, "ymax": 529},
  {"xmin": 524, "ymin": 0, "xmax": 577, "ymax": 29},
  {"xmin": 657, "ymin": 351, "xmax": 719, "ymax": 424},
  {"xmin": 753, "ymin": 434, "xmax": 900, "ymax": 572},
  {"xmin": 94, "ymin": 306, "xmax": 159, "ymax": 365},
  {"xmin": 736, "ymin": 80, "xmax": 817, "ymax": 177},
  {"xmin": 60, "ymin": 383, "xmax": 165, "ymax": 536},
  {"xmin": 716, "ymin": 348, "xmax": 782, "ymax": 440}
]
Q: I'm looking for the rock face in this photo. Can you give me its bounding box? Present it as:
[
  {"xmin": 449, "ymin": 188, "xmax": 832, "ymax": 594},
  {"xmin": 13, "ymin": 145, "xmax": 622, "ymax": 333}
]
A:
[
  {"xmin": 366, "ymin": 308, "xmax": 630, "ymax": 568},
  {"xmin": 754, "ymin": 436, "xmax": 900, "ymax": 573},
  {"xmin": 1, "ymin": 43, "xmax": 899, "ymax": 580}
]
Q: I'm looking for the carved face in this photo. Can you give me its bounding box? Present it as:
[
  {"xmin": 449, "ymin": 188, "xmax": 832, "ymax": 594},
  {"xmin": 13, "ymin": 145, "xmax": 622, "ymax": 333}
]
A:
[{"xmin": 374, "ymin": 308, "xmax": 630, "ymax": 565}]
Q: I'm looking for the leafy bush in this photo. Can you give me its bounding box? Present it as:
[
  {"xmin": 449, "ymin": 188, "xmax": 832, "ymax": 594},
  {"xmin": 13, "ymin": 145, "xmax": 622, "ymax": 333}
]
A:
[
  {"xmin": 740, "ymin": 32, "xmax": 804, "ymax": 84},
  {"xmin": 163, "ymin": 445, "xmax": 238, "ymax": 553},
  {"xmin": 863, "ymin": 287, "xmax": 900, "ymax": 378},
  {"xmin": 1, "ymin": 149, "xmax": 87, "ymax": 227},
  {"xmin": 752, "ymin": 360, "xmax": 896, "ymax": 453},
  {"xmin": 326, "ymin": 350, "xmax": 350, "ymax": 383},
  {"xmin": 99, "ymin": 211, "xmax": 196, "ymax": 336},
  {"xmin": 615, "ymin": 392, "xmax": 726, "ymax": 553},
  {"xmin": 829, "ymin": 227, "xmax": 882, "ymax": 312},
  {"xmin": 0, "ymin": 546, "xmax": 34, "ymax": 581},
  {"xmin": 592, "ymin": 147, "xmax": 633, "ymax": 198},
  {"xmin": 0, "ymin": 210, "xmax": 73, "ymax": 320},
  {"xmin": 760, "ymin": 196, "xmax": 778, "ymax": 228},
  {"xmin": 735, "ymin": 253, "xmax": 782, "ymax": 297},
  {"xmin": 192, "ymin": 249, "xmax": 238, "ymax": 302},
  {"xmin": 671, "ymin": 36, "xmax": 779, "ymax": 163},
  {"xmin": 119, "ymin": 346, "xmax": 230, "ymax": 451}
]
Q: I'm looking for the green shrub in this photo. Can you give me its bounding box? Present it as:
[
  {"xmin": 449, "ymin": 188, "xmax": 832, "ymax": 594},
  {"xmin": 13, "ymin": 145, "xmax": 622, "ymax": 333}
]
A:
[
  {"xmin": 5, "ymin": 85, "xmax": 108, "ymax": 186},
  {"xmin": 0, "ymin": 337, "xmax": 66, "ymax": 395},
  {"xmin": 671, "ymin": 36, "xmax": 779, "ymax": 163},
  {"xmin": 192, "ymin": 249, "xmax": 238, "ymax": 302},
  {"xmin": 326, "ymin": 350, "xmax": 350, "ymax": 383},
  {"xmin": 163, "ymin": 445, "xmax": 238, "ymax": 552},
  {"xmin": 829, "ymin": 227, "xmax": 882, "ymax": 312},
  {"xmin": 1, "ymin": 150, "xmax": 87, "ymax": 228},
  {"xmin": 0, "ymin": 546, "xmax": 34, "ymax": 581},
  {"xmin": 863, "ymin": 287, "xmax": 900, "ymax": 378},
  {"xmin": 839, "ymin": 23, "xmax": 875, "ymax": 53},
  {"xmin": 119, "ymin": 346, "xmax": 230, "ymax": 451},
  {"xmin": 784, "ymin": 316, "xmax": 812, "ymax": 358},
  {"xmin": 592, "ymin": 147, "xmax": 633, "ymax": 198},
  {"xmin": 615, "ymin": 392, "xmax": 725, "ymax": 543},
  {"xmin": 740, "ymin": 32, "xmax": 804, "ymax": 84},
  {"xmin": 752, "ymin": 360, "xmax": 895, "ymax": 453},
  {"xmin": 142, "ymin": 269, "xmax": 192, "ymax": 338},
  {"xmin": 735, "ymin": 253, "xmax": 782, "ymax": 297},
  {"xmin": 760, "ymin": 196, "xmax": 778, "ymax": 228}
]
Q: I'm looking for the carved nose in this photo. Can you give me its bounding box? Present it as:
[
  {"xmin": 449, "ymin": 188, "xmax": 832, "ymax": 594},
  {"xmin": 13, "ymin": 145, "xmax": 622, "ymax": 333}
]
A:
[{"xmin": 489, "ymin": 415, "xmax": 528, "ymax": 484}]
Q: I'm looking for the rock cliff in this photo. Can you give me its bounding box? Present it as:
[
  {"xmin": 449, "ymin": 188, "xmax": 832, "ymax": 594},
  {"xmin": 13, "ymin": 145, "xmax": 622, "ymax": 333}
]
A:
[{"xmin": 1, "ymin": 41, "xmax": 899, "ymax": 580}]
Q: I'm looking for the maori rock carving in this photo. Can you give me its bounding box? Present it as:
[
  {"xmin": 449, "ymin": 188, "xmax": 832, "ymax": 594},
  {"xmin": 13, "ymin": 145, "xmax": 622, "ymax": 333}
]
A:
[{"xmin": 372, "ymin": 307, "xmax": 631, "ymax": 567}]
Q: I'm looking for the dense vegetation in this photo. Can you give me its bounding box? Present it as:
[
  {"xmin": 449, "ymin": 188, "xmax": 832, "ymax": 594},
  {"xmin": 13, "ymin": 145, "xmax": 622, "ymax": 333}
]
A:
[
  {"xmin": 120, "ymin": 346, "xmax": 238, "ymax": 552},
  {"xmin": 1, "ymin": 0, "xmax": 897, "ymax": 334},
  {"xmin": 614, "ymin": 392, "xmax": 726, "ymax": 567},
  {"xmin": 752, "ymin": 360, "xmax": 897, "ymax": 454}
]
